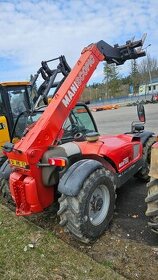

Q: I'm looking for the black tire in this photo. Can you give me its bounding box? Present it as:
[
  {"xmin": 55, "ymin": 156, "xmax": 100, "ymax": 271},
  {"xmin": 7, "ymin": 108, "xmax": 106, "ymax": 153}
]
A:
[
  {"xmin": 0, "ymin": 178, "xmax": 13, "ymax": 203},
  {"xmin": 136, "ymin": 136, "xmax": 156, "ymax": 182},
  {"xmin": 145, "ymin": 178, "xmax": 158, "ymax": 233},
  {"xmin": 58, "ymin": 167, "xmax": 116, "ymax": 243}
]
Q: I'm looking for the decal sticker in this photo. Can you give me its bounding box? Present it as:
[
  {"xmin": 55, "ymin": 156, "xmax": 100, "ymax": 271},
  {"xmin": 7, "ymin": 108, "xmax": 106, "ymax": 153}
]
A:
[
  {"xmin": 0, "ymin": 123, "xmax": 5, "ymax": 130},
  {"xmin": 119, "ymin": 157, "xmax": 129, "ymax": 168}
]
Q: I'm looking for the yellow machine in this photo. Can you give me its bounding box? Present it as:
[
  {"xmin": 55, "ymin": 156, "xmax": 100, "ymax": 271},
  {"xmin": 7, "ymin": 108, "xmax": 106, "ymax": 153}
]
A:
[{"xmin": 0, "ymin": 81, "xmax": 34, "ymax": 164}]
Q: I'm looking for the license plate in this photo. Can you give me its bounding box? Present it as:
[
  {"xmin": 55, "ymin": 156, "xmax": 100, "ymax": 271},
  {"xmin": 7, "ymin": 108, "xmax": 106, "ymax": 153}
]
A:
[{"xmin": 10, "ymin": 159, "xmax": 27, "ymax": 168}]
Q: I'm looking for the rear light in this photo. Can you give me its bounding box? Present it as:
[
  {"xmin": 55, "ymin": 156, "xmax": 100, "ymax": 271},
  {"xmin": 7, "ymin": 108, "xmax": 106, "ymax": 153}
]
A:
[{"xmin": 48, "ymin": 157, "xmax": 67, "ymax": 167}]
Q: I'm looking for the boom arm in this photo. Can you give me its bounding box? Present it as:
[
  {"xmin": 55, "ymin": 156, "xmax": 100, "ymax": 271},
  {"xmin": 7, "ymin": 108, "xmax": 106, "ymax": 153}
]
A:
[{"xmin": 4, "ymin": 38, "xmax": 146, "ymax": 215}]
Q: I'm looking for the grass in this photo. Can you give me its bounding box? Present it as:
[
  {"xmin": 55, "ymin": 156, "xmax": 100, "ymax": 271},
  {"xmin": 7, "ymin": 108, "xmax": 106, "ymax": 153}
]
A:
[
  {"xmin": 0, "ymin": 204, "xmax": 125, "ymax": 280},
  {"xmin": 101, "ymin": 260, "xmax": 114, "ymax": 269}
]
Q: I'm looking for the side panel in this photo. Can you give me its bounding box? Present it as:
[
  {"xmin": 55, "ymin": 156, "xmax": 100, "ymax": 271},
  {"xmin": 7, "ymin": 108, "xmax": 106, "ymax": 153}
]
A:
[
  {"xmin": 99, "ymin": 134, "xmax": 142, "ymax": 172},
  {"xmin": 77, "ymin": 135, "xmax": 142, "ymax": 173}
]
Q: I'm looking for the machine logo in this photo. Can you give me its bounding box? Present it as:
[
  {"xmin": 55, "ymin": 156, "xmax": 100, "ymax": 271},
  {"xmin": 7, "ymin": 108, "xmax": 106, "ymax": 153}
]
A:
[
  {"xmin": 119, "ymin": 157, "xmax": 129, "ymax": 168},
  {"xmin": 62, "ymin": 55, "xmax": 95, "ymax": 108}
]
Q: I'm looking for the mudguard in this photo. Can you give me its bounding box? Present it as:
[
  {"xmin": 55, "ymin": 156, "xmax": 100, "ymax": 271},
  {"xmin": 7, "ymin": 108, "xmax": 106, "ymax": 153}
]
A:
[
  {"xmin": 133, "ymin": 131, "xmax": 154, "ymax": 145},
  {"xmin": 42, "ymin": 142, "xmax": 81, "ymax": 186},
  {"xmin": 58, "ymin": 159, "xmax": 103, "ymax": 196}
]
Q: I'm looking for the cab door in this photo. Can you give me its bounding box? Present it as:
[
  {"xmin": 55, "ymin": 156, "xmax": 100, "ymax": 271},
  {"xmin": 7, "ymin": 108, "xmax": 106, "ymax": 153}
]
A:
[
  {"xmin": 0, "ymin": 93, "xmax": 10, "ymax": 154},
  {"xmin": 0, "ymin": 116, "xmax": 10, "ymax": 148}
]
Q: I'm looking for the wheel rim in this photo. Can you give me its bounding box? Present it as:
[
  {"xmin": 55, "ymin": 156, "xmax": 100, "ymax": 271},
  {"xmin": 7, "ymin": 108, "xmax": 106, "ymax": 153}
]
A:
[{"xmin": 88, "ymin": 184, "xmax": 110, "ymax": 226}]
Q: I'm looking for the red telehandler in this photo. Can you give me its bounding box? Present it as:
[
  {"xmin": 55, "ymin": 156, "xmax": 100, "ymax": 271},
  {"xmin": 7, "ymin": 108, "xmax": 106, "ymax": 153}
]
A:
[{"xmin": 1, "ymin": 37, "xmax": 156, "ymax": 243}]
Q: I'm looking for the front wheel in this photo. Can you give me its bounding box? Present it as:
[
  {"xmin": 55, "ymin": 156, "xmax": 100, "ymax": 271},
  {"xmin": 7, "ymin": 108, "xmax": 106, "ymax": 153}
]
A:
[{"xmin": 58, "ymin": 167, "xmax": 116, "ymax": 243}]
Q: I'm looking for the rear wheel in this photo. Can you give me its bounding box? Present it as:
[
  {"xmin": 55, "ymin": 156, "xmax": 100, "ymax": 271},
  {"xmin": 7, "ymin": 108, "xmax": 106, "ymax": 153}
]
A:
[
  {"xmin": 145, "ymin": 178, "xmax": 158, "ymax": 233},
  {"xmin": 136, "ymin": 136, "xmax": 156, "ymax": 182},
  {"xmin": 58, "ymin": 167, "xmax": 116, "ymax": 243}
]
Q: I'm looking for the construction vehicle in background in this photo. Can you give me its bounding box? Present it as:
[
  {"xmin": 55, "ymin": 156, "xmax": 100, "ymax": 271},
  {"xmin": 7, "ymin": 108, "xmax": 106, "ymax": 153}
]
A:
[
  {"xmin": 145, "ymin": 143, "xmax": 158, "ymax": 233},
  {"xmin": 0, "ymin": 81, "xmax": 34, "ymax": 165},
  {"xmin": 0, "ymin": 55, "xmax": 69, "ymax": 166},
  {"xmin": 1, "ymin": 36, "xmax": 156, "ymax": 243}
]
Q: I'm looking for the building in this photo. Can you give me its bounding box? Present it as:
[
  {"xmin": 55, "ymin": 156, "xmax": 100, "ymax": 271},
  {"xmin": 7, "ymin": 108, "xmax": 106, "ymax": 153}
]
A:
[{"xmin": 139, "ymin": 78, "xmax": 158, "ymax": 95}]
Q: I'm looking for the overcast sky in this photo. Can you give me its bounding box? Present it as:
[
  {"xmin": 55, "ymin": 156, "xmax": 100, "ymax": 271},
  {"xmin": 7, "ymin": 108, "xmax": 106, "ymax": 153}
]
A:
[{"xmin": 0, "ymin": 0, "xmax": 157, "ymax": 84}]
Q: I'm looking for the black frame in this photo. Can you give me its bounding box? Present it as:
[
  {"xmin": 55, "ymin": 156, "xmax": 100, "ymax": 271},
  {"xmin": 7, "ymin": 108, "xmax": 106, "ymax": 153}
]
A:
[{"xmin": 96, "ymin": 38, "xmax": 146, "ymax": 65}]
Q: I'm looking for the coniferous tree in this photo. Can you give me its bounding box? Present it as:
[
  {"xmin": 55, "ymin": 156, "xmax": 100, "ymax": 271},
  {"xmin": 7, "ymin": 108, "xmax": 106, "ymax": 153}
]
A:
[
  {"xmin": 130, "ymin": 59, "xmax": 140, "ymax": 94},
  {"xmin": 103, "ymin": 63, "xmax": 121, "ymax": 98},
  {"xmin": 138, "ymin": 54, "xmax": 158, "ymax": 84}
]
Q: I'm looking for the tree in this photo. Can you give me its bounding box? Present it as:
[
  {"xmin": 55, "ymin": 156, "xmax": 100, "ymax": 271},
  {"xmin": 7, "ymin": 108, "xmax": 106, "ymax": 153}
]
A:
[
  {"xmin": 138, "ymin": 54, "xmax": 158, "ymax": 84},
  {"xmin": 103, "ymin": 63, "xmax": 121, "ymax": 98},
  {"xmin": 130, "ymin": 59, "xmax": 140, "ymax": 95},
  {"xmin": 121, "ymin": 75, "xmax": 131, "ymax": 85}
]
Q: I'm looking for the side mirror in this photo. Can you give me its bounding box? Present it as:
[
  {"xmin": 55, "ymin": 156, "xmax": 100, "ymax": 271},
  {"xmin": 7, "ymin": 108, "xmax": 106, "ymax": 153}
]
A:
[{"xmin": 137, "ymin": 103, "xmax": 146, "ymax": 123}]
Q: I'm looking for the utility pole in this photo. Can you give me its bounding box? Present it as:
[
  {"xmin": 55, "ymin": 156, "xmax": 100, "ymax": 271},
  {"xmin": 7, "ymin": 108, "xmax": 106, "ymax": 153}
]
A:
[{"xmin": 145, "ymin": 44, "xmax": 152, "ymax": 95}]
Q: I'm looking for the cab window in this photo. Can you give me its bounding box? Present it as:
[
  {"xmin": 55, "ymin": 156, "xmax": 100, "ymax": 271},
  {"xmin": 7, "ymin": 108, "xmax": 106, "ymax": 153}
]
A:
[
  {"xmin": 63, "ymin": 105, "xmax": 96, "ymax": 140},
  {"xmin": 8, "ymin": 87, "xmax": 26, "ymax": 117},
  {"xmin": 6, "ymin": 87, "xmax": 28, "ymax": 138}
]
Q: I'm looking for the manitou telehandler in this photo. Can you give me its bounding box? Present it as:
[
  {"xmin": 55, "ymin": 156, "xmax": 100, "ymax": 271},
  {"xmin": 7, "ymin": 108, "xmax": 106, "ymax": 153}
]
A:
[{"xmin": 1, "ymin": 37, "xmax": 156, "ymax": 243}]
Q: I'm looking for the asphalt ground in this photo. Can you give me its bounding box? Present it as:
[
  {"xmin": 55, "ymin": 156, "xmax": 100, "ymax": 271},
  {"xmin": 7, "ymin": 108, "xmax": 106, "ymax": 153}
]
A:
[
  {"xmin": 92, "ymin": 103, "xmax": 158, "ymax": 246},
  {"xmin": 93, "ymin": 103, "xmax": 158, "ymax": 135}
]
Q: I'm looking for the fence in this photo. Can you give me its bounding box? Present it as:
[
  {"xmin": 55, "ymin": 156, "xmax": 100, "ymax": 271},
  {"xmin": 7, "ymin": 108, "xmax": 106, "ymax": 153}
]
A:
[{"xmin": 89, "ymin": 93, "xmax": 153, "ymax": 107}]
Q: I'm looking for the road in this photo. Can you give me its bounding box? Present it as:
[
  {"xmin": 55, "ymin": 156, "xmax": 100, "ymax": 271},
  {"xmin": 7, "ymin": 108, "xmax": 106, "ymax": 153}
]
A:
[
  {"xmin": 92, "ymin": 103, "xmax": 158, "ymax": 246},
  {"xmin": 93, "ymin": 103, "xmax": 158, "ymax": 135}
]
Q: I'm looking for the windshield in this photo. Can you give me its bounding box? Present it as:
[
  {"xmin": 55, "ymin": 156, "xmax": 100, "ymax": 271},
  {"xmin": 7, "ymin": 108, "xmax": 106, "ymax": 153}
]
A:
[
  {"xmin": 6, "ymin": 86, "xmax": 30, "ymax": 138},
  {"xmin": 18, "ymin": 104, "xmax": 96, "ymax": 142},
  {"xmin": 8, "ymin": 87, "xmax": 27, "ymax": 116},
  {"xmin": 63, "ymin": 105, "xmax": 96, "ymax": 140}
]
